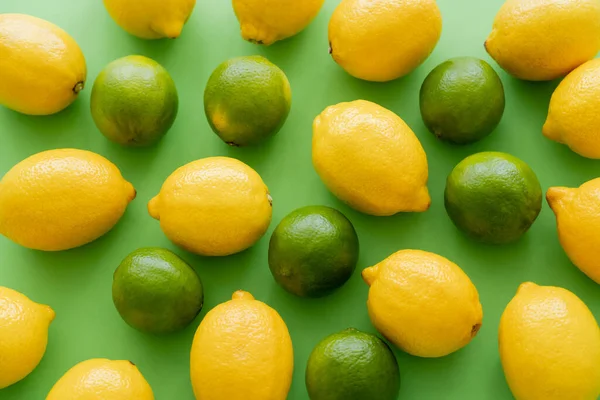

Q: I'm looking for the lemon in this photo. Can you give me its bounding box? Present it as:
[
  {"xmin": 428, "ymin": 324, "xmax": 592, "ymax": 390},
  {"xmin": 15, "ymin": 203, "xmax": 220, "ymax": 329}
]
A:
[
  {"xmin": 485, "ymin": 0, "xmax": 600, "ymax": 81},
  {"xmin": 499, "ymin": 282, "xmax": 600, "ymax": 400},
  {"xmin": 91, "ymin": 55, "xmax": 179, "ymax": 147},
  {"xmin": 204, "ymin": 56, "xmax": 291, "ymax": 146},
  {"xmin": 190, "ymin": 291, "xmax": 293, "ymax": 400},
  {"xmin": 232, "ymin": 0, "xmax": 325, "ymax": 45},
  {"xmin": 148, "ymin": 157, "xmax": 272, "ymax": 256},
  {"xmin": 547, "ymin": 178, "xmax": 600, "ymax": 284},
  {"xmin": 328, "ymin": 0, "xmax": 442, "ymax": 82},
  {"xmin": 0, "ymin": 287, "xmax": 54, "ymax": 389},
  {"xmin": 543, "ymin": 59, "xmax": 600, "ymax": 158},
  {"xmin": 46, "ymin": 358, "xmax": 155, "ymax": 399},
  {"xmin": 312, "ymin": 100, "xmax": 430, "ymax": 216},
  {"xmin": 0, "ymin": 149, "xmax": 136, "ymax": 251},
  {"xmin": 0, "ymin": 14, "xmax": 86, "ymax": 115},
  {"xmin": 103, "ymin": 0, "xmax": 196, "ymax": 39},
  {"xmin": 362, "ymin": 250, "xmax": 483, "ymax": 358}
]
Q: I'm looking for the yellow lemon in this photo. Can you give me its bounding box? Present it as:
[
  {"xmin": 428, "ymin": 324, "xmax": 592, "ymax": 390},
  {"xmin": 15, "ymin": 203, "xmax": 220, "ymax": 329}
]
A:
[
  {"xmin": 0, "ymin": 149, "xmax": 136, "ymax": 251},
  {"xmin": 0, "ymin": 14, "xmax": 86, "ymax": 115},
  {"xmin": 328, "ymin": 0, "xmax": 442, "ymax": 82},
  {"xmin": 312, "ymin": 100, "xmax": 430, "ymax": 216},
  {"xmin": 547, "ymin": 178, "xmax": 600, "ymax": 283},
  {"xmin": 485, "ymin": 0, "xmax": 600, "ymax": 81},
  {"xmin": 362, "ymin": 250, "xmax": 483, "ymax": 358},
  {"xmin": 0, "ymin": 287, "xmax": 54, "ymax": 389},
  {"xmin": 148, "ymin": 157, "xmax": 272, "ymax": 256},
  {"xmin": 190, "ymin": 290, "xmax": 293, "ymax": 400},
  {"xmin": 232, "ymin": 0, "xmax": 325, "ymax": 45},
  {"xmin": 46, "ymin": 359, "xmax": 154, "ymax": 399},
  {"xmin": 543, "ymin": 59, "xmax": 600, "ymax": 158},
  {"xmin": 499, "ymin": 283, "xmax": 600, "ymax": 400},
  {"xmin": 103, "ymin": 0, "xmax": 196, "ymax": 39}
]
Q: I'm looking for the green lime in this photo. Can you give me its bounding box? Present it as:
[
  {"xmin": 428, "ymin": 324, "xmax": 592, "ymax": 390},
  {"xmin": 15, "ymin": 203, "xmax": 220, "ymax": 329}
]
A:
[
  {"xmin": 420, "ymin": 57, "xmax": 505, "ymax": 144},
  {"xmin": 268, "ymin": 205, "xmax": 359, "ymax": 298},
  {"xmin": 112, "ymin": 247, "xmax": 203, "ymax": 335},
  {"xmin": 90, "ymin": 55, "xmax": 179, "ymax": 147},
  {"xmin": 445, "ymin": 152, "xmax": 542, "ymax": 244},
  {"xmin": 204, "ymin": 55, "xmax": 291, "ymax": 146},
  {"xmin": 306, "ymin": 328, "xmax": 400, "ymax": 400}
]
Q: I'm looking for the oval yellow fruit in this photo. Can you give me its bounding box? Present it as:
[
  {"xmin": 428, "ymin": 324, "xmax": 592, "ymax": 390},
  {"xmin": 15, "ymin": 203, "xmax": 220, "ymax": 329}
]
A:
[
  {"xmin": 543, "ymin": 59, "xmax": 600, "ymax": 158},
  {"xmin": 547, "ymin": 179, "xmax": 600, "ymax": 283},
  {"xmin": 313, "ymin": 100, "xmax": 430, "ymax": 216},
  {"xmin": 328, "ymin": 0, "xmax": 442, "ymax": 82},
  {"xmin": 485, "ymin": 0, "xmax": 600, "ymax": 81},
  {"xmin": 148, "ymin": 157, "xmax": 272, "ymax": 256},
  {"xmin": 0, "ymin": 14, "xmax": 86, "ymax": 115},
  {"xmin": 499, "ymin": 283, "xmax": 600, "ymax": 400},
  {"xmin": 103, "ymin": 0, "xmax": 196, "ymax": 39},
  {"xmin": 233, "ymin": 0, "xmax": 325, "ymax": 45},
  {"xmin": 362, "ymin": 250, "xmax": 483, "ymax": 358},
  {"xmin": 46, "ymin": 359, "xmax": 154, "ymax": 399},
  {"xmin": 190, "ymin": 290, "xmax": 293, "ymax": 400},
  {"xmin": 0, "ymin": 149, "xmax": 135, "ymax": 251},
  {"xmin": 0, "ymin": 287, "xmax": 54, "ymax": 389}
]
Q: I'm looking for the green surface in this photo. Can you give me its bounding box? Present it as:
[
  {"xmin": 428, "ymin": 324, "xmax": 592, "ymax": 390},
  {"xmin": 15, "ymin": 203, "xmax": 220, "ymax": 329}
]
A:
[{"xmin": 0, "ymin": 0, "xmax": 598, "ymax": 399}]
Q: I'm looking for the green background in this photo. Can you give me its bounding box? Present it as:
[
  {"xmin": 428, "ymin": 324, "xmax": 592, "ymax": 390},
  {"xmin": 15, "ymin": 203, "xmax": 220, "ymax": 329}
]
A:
[{"xmin": 1, "ymin": 0, "xmax": 599, "ymax": 399}]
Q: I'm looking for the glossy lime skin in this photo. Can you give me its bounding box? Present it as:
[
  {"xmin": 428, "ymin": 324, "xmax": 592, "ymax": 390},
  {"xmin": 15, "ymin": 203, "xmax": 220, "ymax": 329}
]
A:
[
  {"xmin": 306, "ymin": 328, "xmax": 400, "ymax": 400},
  {"xmin": 91, "ymin": 55, "xmax": 179, "ymax": 147},
  {"xmin": 420, "ymin": 57, "xmax": 505, "ymax": 144},
  {"xmin": 204, "ymin": 55, "xmax": 292, "ymax": 146},
  {"xmin": 445, "ymin": 152, "xmax": 542, "ymax": 244},
  {"xmin": 268, "ymin": 205, "xmax": 359, "ymax": 298},
  {"xmin": 112, "ymin": 247, "xmax": 203, "ymax": 335}
]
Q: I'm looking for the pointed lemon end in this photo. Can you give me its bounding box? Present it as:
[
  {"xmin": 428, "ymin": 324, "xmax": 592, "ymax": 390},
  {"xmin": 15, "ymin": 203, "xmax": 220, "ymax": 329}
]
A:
[
  {"xmin": 361, "ymin": 266, "xmax": 379, "ymax": 286},
  {"xmin": 415, "ymin": 187, "xmax": 432, "ymax": 212},
  {"xmin": 517, "ymin": 282, "xmax": 538, "ymax": 294},
  {"xmin": 42, "ymin": 305, "xmax": 56, "ymax": 323},
  {"xmin": 124, "ymin": 181, "xmax": 136, "ymax": 203},
  {"xmin": 232, "ymin": 290, "xmax": 255, "ymax": 301},
  {"xmin": 546, "ymin": 187, "xmax": 572, "ymax": 213},
  {"xmin": 147, "ymin": 196, "xmax": 161, "ymax": 220},
  {"xmin": 542, "ymin": 117, "xmax": 562, "ymax": 143}
]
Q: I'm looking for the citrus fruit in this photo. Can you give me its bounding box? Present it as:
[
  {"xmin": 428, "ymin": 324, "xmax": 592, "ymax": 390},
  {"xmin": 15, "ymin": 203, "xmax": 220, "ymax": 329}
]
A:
[
  {"xmin": 204, "ymin": 56, "xmax": 291, "ymax": 146},
  {"xmin": 499, "ymin": 283, "xmax": 600, "ymax": 400},
  {"xmin": 103, "ymin": 0, "xmax": 196, "ymax": 39},
  {"xmin": 305, "ymin": 328, "xmax": 400, "ymax": 400},
  {"xmin": 0, "ymin": 14, "xmax": 86, "ymax": 115},
  {"xmin": 190, "ymin": 291, "xmax": 293, "ymax": 400},
  {"xmin": 543, "ymin": 58, "xmax": 600, "ymax": 159},
  {"xmin": 112, "ymin": 247, "xmax": 204, "ymax": 335},
  {"xmin": 485, "ymin": 0, "xmax": 600, "ymax": 81},
  {"xmin": 268, "ymin": 205, "xmax": 359, "ymax": 298},
  {"xmin": 233, "ymin": 0, "xmax": 325, "ymax": 45},
  {"xmin": 0, "ymin": 149, "xmax": 136, "ymax": 251},
  {"xmin": 547, "ymin": 178, "xmax": 600, "ymax": 283},
  {"xmin": 46, "ymin": 359, "xmax": 154, "ymax": 399},
  {"xmin": 0, "ymin": 287, "xmax": 54, "ymax": 389},
  {"xmin": 148, "ymin": 156, "xmax": 272, "ymax": 256},
  {"xmin": 328, "ymin": 0, "xmax": 442, "ymax": 82},
  {"xmin": 313, "ymin": 100, "xmax": 430, "ymax": 216},
  {"xmin": 91, "ymin": 55, "xmax": 179, "ymax": 147},
  {"xmin": 420, "ymin": 57, "xmax": 505, "ymax": 144},
  {"xmin": 444, "ymin": 152, "xmax": 542, "ymax": 244},
  {"xmin": 363, "ymin": 250, "xmax": 483, "ymax": 358}
]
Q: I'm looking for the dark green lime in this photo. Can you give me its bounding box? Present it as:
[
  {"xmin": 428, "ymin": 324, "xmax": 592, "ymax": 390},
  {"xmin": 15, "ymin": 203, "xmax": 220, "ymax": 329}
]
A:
[
  {"xmin": 420, "ymin": 57, "xmax": 505, "ymax": 144},
  {"xmin": 306, "ymin": 328, "xmax": 400, "ymax": 400},
  {"xmin": 445, "ymin": 152, "xmax": 542, "ymax": 244},
  {"xmin": 112, "ymin": 247, "xmax": 204, "ymax": 335},
  {"xmin": 268, "ymin": 205, "xmax": 359, "ymax": 298}
]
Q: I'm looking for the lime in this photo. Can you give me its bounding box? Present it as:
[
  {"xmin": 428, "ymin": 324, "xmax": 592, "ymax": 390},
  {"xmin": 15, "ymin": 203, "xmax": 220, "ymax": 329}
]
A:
[
  {"xmin": 445, "ymin": 152, "xmax": 542, "ymax": 244},
  {"xmin": 112, "ymin": 247, "xmax": 203, "ymax": 334},
  {"xmin": 305, "ymin": 328, "xmax": 400, "ymax": 400},
  {"xmin": 204, "ymin": 55, "xmax": 291, "ymax": 146},
  {"xmin": 91, "ymin": 55, "xmax": 178, "ymax": 147},
  {"xmin": 268, "ymin": 205, "xmax": 359, "ymax": 298},
  {"xmin": 420, "ymin": 57, "xmax": 505, "ymax": 144}
]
